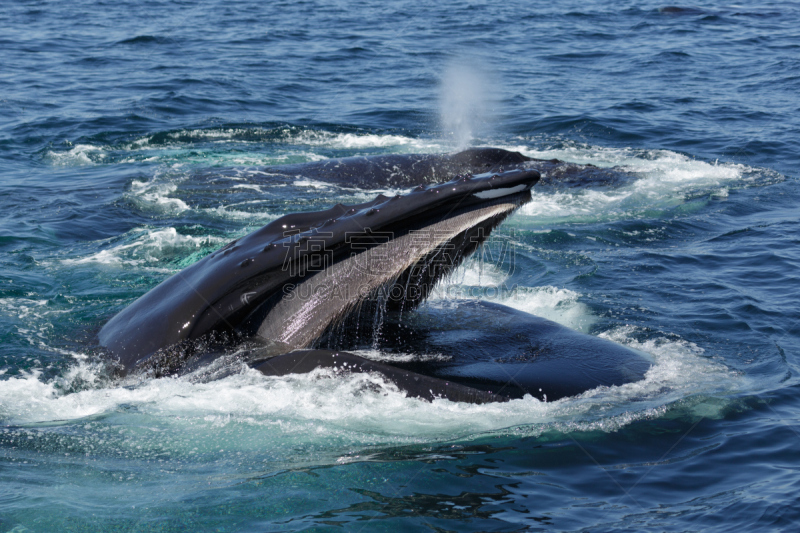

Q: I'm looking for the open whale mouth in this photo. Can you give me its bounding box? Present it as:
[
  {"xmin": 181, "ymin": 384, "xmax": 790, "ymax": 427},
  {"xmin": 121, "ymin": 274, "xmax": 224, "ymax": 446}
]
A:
[
  {"xmin": 233, "ymin": 169, "xmax": 540, "ymax": 355},
  {"xmin": 253, "ymin": 178, "xmax": 534, "ymax": 352},
  {"xmin": 99, "ymin": 168, "xmax": 541, "ymax": 375}
]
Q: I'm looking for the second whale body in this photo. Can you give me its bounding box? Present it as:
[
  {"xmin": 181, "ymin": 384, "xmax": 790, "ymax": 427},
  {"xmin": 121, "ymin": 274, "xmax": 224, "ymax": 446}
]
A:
[{"xmin": 208, "ymin": 147, "xmax": 636, "ymax": 189}]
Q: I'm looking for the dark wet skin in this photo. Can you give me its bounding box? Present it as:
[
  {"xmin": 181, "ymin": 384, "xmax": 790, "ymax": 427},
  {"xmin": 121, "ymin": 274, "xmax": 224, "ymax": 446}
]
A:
[{"xmin": 315, "ymin": 300, "xmax": 651, "ymax": 402}]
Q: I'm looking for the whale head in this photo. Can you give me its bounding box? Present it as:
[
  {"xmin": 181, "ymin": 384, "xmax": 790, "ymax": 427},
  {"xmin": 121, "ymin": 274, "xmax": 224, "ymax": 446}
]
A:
[{"xmin": 99, "ymin": 168, "xmax": 540, "ymax": 374}]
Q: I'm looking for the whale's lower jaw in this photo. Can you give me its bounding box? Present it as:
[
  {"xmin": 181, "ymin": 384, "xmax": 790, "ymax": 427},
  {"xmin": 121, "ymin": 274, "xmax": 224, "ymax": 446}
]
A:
[{"xmin": 253, "ymin": 350, "xmax": 511, "ymax": 404}]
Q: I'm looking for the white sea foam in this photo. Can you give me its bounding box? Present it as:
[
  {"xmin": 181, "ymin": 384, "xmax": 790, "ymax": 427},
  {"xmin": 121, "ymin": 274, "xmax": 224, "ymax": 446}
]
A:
[
  {"xmin": 128, "ymin": 179, "xmax": 189, "ymax": 213},
  {"xmin": 45, "ymin": 131, "xmax": 340, "ymax": 169},
  {"xmin": 488, "ymin": 285, "xmax": 595, "ymax": 332},
  {"xmin": 62, "ymin": 227, "xmax": 226, "ymax": 268},
  {"xmin": 0, "ymin": 298, "xmax": 49, "ymax": 320},
  {"xmin": 0, "ymin": 326, "xmax": 742, "ymax": 450},
  {"xmin": 510, "ymin": 145, "xmax": 756, "ymax": 224},
  {"xmin": 0, "ymin": 298, "xmax": 80, "ymax": 354},
  {"xmin": 292, "ymin": 178, "xmax": 332, "ymax": 189},
  {"xmin": 231, "ymin": 184, "xmax": 263, "ymax": 192},
  {"xmin": 199, "ymin": 205, "xmax": 279, "ymax": 224},
  {"xmin": 429, "ymin": 259, "xmax": 594, "ymax": 332},
  {"xmin": 521, "ymin": 188, "xmax": 634, "ymax": 221},
  {"xmin": 291, "ymin": 130, "xmax": 441, "ymax": 151},
  {"xmin": 133, "ymin": 127, "xmax": 440, "ymax": 154},
  {"xmin": 45, "ymin": 144, "xmax": 106, "ymax": 166}
]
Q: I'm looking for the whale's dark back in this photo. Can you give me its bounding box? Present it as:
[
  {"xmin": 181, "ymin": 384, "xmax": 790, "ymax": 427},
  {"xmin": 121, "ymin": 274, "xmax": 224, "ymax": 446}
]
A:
[{"xmin": 265, "ymin": 147, "xmax": 531, "ymax": 188}]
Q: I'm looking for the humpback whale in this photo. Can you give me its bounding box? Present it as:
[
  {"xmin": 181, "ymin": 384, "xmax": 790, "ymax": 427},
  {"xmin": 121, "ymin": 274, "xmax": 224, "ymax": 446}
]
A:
[{"xmin": 100, "ymin": 149, "xmax": 650, "ymax": 403}]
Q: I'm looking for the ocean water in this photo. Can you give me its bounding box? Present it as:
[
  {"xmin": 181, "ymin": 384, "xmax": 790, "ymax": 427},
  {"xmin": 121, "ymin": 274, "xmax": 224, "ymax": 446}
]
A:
[{"xmin": 1, "ymin": 0, "xmax": 799, "ymax": 531}]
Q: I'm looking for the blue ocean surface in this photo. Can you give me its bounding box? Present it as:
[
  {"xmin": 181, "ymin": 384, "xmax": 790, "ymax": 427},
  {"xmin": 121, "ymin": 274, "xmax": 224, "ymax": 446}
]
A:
[{"xmin": 1, "ymin": 0, "xmax": 799, "ymax": 530}]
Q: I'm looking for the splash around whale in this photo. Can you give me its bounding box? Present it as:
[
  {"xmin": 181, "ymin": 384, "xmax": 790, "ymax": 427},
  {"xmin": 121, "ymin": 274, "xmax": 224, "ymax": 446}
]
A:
[{"xmin": 99, "ymin": 148, "xmax": 650, "ymax": 403}]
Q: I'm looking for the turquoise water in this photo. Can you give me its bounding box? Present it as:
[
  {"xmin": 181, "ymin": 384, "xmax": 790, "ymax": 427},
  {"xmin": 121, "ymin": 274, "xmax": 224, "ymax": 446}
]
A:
[{"xmin": 1, "ymin": 0, "xmax": 799, "ymax": 530}]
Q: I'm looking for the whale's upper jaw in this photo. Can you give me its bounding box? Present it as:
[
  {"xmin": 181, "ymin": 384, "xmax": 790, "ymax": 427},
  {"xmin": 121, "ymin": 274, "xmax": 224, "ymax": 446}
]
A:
[
  {"xmin": 227, "ymin": 167, "xmax": 539, "ymax": 247},
  {"xmin": 99, "ymin": 168, "xmax": 540, "ymax": 372}
]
